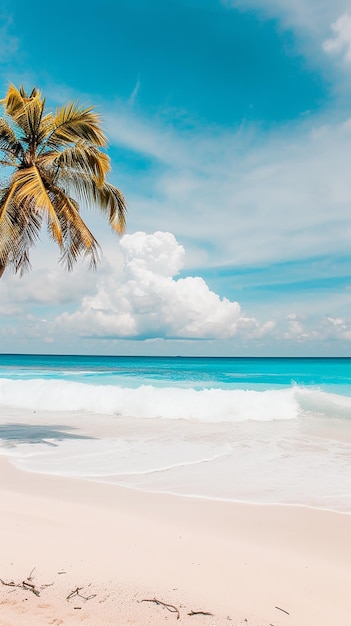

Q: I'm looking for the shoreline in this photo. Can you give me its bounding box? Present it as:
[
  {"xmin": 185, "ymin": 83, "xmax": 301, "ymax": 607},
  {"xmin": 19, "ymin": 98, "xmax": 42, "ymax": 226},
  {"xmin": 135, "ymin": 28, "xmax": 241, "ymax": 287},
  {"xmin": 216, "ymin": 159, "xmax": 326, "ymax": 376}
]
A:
[
  {"xmin": 2, "ymin": 402, "xmax": 351, "ymax": 515},
  {"xmin": 0, "ymin": 456, "xmax": 350, "ymax": 625},
  {"xmin": 6, "ymin": 445, "xmax": 351, "ymax": 515}
]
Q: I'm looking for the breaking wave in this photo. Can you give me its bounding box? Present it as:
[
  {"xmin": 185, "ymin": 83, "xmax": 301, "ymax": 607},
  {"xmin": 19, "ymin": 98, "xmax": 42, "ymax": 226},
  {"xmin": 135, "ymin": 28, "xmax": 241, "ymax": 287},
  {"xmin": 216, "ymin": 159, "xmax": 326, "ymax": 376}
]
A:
[{"xmin": 1, "ymin": 378, "xmax": 351, "ymax": 422}]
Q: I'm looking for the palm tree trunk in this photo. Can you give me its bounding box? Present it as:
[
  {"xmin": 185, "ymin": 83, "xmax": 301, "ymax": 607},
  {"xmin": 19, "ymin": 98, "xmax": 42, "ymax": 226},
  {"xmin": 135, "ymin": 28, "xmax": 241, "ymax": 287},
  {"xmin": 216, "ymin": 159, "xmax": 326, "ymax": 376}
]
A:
[{"xmin": 0, "ymin": 262, "xmax": 6, "ymax": 279}]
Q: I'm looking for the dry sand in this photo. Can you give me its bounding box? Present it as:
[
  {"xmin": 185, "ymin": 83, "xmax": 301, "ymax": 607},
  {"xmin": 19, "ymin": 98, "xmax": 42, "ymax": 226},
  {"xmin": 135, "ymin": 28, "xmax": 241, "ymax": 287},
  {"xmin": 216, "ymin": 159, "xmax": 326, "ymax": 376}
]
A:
[{"xmin": 0, "ymin": 456, "xmax": 350, "ymax": 626}]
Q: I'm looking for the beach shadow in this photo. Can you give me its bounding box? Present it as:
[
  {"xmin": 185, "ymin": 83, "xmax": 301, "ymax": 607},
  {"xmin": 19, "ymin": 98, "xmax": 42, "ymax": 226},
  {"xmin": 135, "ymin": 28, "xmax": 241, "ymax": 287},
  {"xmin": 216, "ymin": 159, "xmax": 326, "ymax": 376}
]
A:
[{"xmin": 0, "ymin": 423, "xmax": 95, "ymax": 447}]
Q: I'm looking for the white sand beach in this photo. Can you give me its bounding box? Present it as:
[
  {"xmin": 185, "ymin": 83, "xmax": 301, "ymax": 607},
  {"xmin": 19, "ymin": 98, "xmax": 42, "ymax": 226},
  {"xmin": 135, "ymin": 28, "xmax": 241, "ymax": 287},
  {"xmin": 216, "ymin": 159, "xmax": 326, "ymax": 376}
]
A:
[{"xmin": 0, "ymin": 456, "xmax": 350, "ymax": 626}]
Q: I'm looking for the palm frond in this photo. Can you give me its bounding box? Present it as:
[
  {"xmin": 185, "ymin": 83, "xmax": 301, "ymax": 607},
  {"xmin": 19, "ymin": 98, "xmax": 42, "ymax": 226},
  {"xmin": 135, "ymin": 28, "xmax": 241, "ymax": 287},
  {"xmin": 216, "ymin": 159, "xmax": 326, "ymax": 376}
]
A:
[
  {"xmin": 38, "ymin": 141, "xmax": 110, "ymax": 186},
  {"xmin": 92, "ymin": 182, "xmax": 127, "ymax": 233},
  {"xmin": 0, "ymin": 118, "xmax": 24, "ymax": 159},
  {"xmin": 0, "ymin": 182, "xmax": 18, "ymax": 225},
  {"xmin": 55, "ymin": 142, "xmax": 109, "ymax": 185},
  {"xmin": 54, "ymin": 170, "xmax": 97, "ymax": 206},
  {"xmin": 0, "ymin": 158, "xmax": 16, "ymax": 167},
  {"xmin": 14, "ymin": 166, "xmax": 63, "ymax": 245},
  {"xmin": 0, "ymin": 185, "xmax": 42, "ymax": 272},
  {"xmin": 1, "ymin": 84, "xmax": 24, "ymax": 117},
  {"xmin": 24, "ymin": 93, "xmax": 45, "ymax": 141},
  {"xmin": 49, "ymin": 186, "xmax": 100, "ymax": 270},
  {"xmin": 46, "ymin": 103, "xmax": 107, "ymax": 149},
  {"xmin": 37, "ymin": 112, "xmax": 55, "ymax": 143},
  {"xmin": 0, "ymin": 84, "xmax": 127, "ymax": 276},
  {"xmin": 9, "ymin": 207, "xmax": 43, "ymax": 275},
  {"xmin": 0, "ymin": 186, "xmax": 16, "ymax": 264},
  {"xmin": 1, "ymin": 85, "xmax": 45, "ymax": 143},
  {"xmin": 54, "ymin": 171, "xmax": 127, "ymax": 233}
]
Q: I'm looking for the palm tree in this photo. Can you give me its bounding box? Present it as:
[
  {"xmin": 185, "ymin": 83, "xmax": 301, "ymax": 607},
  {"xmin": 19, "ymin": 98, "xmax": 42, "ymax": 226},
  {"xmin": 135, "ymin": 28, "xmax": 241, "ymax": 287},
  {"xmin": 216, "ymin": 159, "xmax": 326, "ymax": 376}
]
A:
[{"xmin": 0, "ymin": 85, "xmax": 127, "ymax": 279}]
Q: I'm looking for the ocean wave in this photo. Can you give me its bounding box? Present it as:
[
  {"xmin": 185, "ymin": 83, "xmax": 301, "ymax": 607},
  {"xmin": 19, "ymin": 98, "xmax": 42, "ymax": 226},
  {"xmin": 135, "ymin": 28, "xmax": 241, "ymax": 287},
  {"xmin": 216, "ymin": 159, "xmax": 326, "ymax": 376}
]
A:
[{"xmin": 1, "ymin": 377, "xmax": 351, "ymax": 422}]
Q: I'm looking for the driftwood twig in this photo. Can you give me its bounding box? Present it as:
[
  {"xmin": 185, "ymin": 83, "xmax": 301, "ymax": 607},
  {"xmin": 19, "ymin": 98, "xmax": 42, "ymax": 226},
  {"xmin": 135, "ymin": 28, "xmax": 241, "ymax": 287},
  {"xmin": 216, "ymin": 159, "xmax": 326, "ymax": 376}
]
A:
[
  {"xmin": 141, "ymin": 597, "xmax": 180, "ymax": 620},
  {"xmin": 27, "ymin": 567, "xmax": 36, "ymax": 581},
  {"xmin": 188, "ymin": 610, "xmax": 214, "ymax": 616},
  {"xmin": 0, "ymin": 578, "xmax": 16, "ymax": 588},
  {"xmin": 1, "ymin": 578, "xmax": 40, "ymax": 597},
  {"xmin": 66, "ymin": 586, "xmax": 96, "ymax": 602},
  {"xmin": 275, "ymin": 606, "xmax": 290, "ymax": 615},
  {"xmin": 22, "ymin": 580, "xmax": 40, "ymax": 596}
]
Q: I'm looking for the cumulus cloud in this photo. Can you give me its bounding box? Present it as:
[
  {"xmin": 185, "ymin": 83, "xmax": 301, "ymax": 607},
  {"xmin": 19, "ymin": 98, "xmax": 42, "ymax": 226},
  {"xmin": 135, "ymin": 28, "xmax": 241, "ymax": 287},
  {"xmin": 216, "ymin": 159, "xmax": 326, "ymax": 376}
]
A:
[
  {"xmin": 55, "ymin": 232, "xmax": 274, "ymax": 341},
  {"xmin": 323, "ymin": 13, "xmax": 351, "ymax": 62}
]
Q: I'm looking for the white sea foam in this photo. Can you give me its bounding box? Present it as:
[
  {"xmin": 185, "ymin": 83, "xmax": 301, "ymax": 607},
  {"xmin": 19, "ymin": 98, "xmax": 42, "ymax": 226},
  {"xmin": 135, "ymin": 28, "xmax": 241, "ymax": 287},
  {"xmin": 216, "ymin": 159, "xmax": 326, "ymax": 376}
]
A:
[
  {"xmin": 7, "ymin": 438, "xmax": 231, "ymax": 478},
  {"xmin": 1, "ymin": 385, "xmax": 351, "ymax": 511},
  {"xmin": 1, "ymin": 377, "xmax": 351, "ymax": 423},
  {"xmin": 3, "ymin": 422, "xmax": 351, "ymax": 513}
]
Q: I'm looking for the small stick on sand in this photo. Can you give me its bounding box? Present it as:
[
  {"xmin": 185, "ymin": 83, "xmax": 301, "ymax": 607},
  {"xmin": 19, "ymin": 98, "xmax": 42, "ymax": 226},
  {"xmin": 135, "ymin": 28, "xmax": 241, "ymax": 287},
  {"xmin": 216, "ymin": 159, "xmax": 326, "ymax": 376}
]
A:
[
  {"xmin": 1, "ymin": 577, "xmax": 40, "ymax": 597},
  {"xmin": 188, "ymin": 610, "xmax": 214, "ymax": 616},
  {"xmin": 22, "ymin": 580, "xmax": 40, "ymax": 596},
  {"xmin": 275, "ymin": 606, "xmax": 290, "ymax": 615},
  {"xmin": 141, "ymin": 597, "xmax": 180, "ymax": 620},
  {"xmin": 66, "ymin": 586, "xmax": 84, "ymax": 600},
  {"xmin": 66, "ymin": 586, "xmax": 96, "ymax": 601},
  {"xmin": 0, "ymin": 579, "xmax": 16, "ymax": 587},
  {"xmin": 27, "ymin": 567, "xmax": 36, "ymax": 581}
]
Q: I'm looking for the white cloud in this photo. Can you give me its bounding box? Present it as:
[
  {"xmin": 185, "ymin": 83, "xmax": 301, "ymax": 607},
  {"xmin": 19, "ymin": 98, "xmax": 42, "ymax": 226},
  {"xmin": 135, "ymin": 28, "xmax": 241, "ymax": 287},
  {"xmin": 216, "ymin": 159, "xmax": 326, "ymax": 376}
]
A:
[
  {"xmin": 320, "ymin": 316, "xmax": 351, "ymax": 340},
  {"xmin": 284, "ymin": 313, "xmax": 309, "ymax": 340},
  {"xmin": 106, "ymin": 101, "xmax": 351, "ymax": 272},
  {"xmin": 223, "ymin": 0, "xmax": 346, "ymax": 40},
  {"xmin": 281, "ymin": 313, "xmax": 351, "ymax": 343},
  {"xmin": 105, "ymin": 107, "xmax": 187, "ymax": 167},
  {"xmin": 2, "ymin": 229, "xmax": 351, "ymax": 353},
  {"xmin": 121, "ymin": 231, "xmax": 184, "ymax": 277},
  {"xmin": 0, "ymin": 258, "xmax": 110, "ymax": 307},
  {"xmin": 223, "ymin": 0, "xmax": 351, "ymax": 77},
  {"xmin": 2, "ymin": 54, "xmax": 351, "ymax": 353},
  {"xmin": 326, "ymin": 316, "xmax": 347, "ymax": 327},
  {"xmin": 128, "ymin": 76, "xmax": 141, "ymax": 106},
  {"xmin": 323, "ymin": 13, "xmax": 351, "ymax": 63},
  {"xmin": 55, "ymin": 232, "xmax": 274, "ymax": 341}
]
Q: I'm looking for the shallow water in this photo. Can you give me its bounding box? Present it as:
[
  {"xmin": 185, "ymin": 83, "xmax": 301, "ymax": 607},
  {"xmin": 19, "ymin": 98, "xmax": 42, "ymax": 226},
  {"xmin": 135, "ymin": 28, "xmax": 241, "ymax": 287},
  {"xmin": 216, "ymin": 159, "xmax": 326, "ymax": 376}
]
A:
[{"xmin": 1, "ymin": 355, "xmax": 351, "ymax": 511}]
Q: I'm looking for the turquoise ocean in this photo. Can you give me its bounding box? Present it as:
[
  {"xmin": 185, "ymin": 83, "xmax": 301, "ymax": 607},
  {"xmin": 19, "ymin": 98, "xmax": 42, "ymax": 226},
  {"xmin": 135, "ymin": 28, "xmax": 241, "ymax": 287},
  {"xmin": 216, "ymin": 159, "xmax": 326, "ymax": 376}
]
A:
[{"xmin": 1, "ymin": 354, "xmax": 351, "ymax": 512}]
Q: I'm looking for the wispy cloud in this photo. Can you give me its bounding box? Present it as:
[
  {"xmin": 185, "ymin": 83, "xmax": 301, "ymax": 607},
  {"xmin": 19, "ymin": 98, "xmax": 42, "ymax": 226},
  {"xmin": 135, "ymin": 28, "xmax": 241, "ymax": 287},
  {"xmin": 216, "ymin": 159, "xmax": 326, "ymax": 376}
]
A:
[
  {"xmin": 282, "ymin": 312, "xmax": 351, "ymax": 342},
  {"xmin": 127, "ymin": 76, "xmax": 141, "ymax": 106},
  {"xmin": 104, "ymin": 99, "xmax": 351, "ymax": 275},
  {"xmin": 323, "ymin": 13, "xmax": 351, "ymax": 63},
  {"xmin": 223, "ymin": 0, "xmax": 351, "ymax": 74},
  {"xmin": 222, "ymin": 0, "xmax": 345, "ymax": 38}
]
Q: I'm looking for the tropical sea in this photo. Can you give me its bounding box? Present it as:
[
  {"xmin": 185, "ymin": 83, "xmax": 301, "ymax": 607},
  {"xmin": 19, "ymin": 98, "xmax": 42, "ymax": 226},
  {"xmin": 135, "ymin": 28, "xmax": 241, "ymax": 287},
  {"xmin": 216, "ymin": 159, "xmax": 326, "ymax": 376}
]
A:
[{"xmin": 0, "ymin": 354, "xmax": 351, "ymax": 512}]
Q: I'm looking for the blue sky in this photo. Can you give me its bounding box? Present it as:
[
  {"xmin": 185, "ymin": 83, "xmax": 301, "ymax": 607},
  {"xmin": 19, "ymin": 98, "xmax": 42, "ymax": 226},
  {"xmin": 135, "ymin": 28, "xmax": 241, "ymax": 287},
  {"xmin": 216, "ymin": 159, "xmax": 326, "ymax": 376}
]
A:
[{"xmin": 1, "ymin": 0, "xmax": 351, "ymax": 355}]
